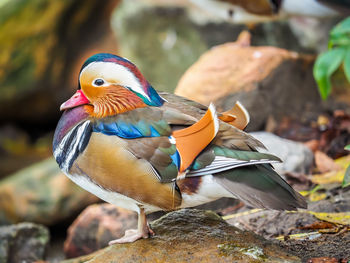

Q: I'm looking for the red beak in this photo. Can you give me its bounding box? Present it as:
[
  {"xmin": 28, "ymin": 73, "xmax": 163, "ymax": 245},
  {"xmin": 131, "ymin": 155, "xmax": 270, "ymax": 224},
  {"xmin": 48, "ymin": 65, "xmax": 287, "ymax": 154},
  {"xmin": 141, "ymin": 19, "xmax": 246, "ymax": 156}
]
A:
[{"xmin": 60, "ymin": 90, "xmax": 90, "ymax": 111}]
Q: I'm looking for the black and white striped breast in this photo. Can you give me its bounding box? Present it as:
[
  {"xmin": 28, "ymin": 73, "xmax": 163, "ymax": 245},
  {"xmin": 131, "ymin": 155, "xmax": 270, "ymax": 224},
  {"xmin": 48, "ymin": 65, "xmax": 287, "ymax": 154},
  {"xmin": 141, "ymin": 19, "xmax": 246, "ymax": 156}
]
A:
[{"xmin": 53, "ymin": 107, "xmax": 92, "ymax": 173}]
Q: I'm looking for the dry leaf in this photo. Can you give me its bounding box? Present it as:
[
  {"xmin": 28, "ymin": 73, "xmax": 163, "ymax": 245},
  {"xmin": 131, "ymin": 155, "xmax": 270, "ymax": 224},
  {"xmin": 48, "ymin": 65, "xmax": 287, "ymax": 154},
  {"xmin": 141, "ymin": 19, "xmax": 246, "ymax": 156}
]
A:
[
  {"xmin": 315, "ymin": 151, "xmax": 341, "ymax": 173},
  {"xmin": 312, "ymin": 154, "xmax": 350, "ymax": 185},
  {"xmin": 335, "ymin": 154, "xmax": 350, "ymax": 169},
  {"xmin": 309, "ymin": 211, "xmax": 350, "ymax": 226},
  {"xmin": 311, "ymin": 170, "xmax": 344, "ymax": 184},
  {"xmin": 307, "ymin": 257, "xmax": 340, "ymax": 263},
  {"xmin": 299, "ymin": 221, "xmax": 335, "ymax": 230},
  {"xmin": 309, "ymin": 192, "xmax": 327, "ymax": 202},
  {"xmin": 276, "ymin": 232, "xmax": 321, "ymax": 241}
]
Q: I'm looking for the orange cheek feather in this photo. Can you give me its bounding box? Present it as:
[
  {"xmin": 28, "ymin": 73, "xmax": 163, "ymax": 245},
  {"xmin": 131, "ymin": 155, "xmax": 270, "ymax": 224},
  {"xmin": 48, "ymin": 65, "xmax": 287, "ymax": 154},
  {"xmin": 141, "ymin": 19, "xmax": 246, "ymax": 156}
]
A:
[{"xmin": 82, "ymin": 84, "xmax": 147, "ymax": 118}]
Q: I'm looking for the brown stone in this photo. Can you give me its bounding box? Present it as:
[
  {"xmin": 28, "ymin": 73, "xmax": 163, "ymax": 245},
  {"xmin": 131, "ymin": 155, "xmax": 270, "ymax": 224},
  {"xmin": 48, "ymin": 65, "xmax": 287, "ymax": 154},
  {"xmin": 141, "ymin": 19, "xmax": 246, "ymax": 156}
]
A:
[
  {"xmin": 63, "ymin": 209, "xmax": 301, "ymax": 263},
  {"xmin": 64, "ymin": 203, "xmax": 137, "ymax": 258},
  {"xmin": 175, "ymin": 31, "xmax": 349, "ymax": 131}
]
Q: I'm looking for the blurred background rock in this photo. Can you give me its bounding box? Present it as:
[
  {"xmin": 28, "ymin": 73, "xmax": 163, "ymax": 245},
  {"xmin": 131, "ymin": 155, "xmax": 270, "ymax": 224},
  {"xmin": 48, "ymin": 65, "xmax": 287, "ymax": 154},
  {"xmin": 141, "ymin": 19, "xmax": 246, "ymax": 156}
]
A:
[
  {"xmin": 0, "ymin": 0, "xmax": 343, "ymax": 176},
  {"xmin": 0, "ymin": 0, "xmax": 349, "ymax": 261}
]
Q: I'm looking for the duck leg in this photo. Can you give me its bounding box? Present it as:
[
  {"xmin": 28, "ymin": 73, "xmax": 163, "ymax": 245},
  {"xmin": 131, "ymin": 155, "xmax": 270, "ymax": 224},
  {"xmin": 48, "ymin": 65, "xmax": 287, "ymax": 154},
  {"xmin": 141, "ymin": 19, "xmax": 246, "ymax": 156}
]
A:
[{"xmin": 108, "ymin": 207, "xmax": 152, "ymax": 245}]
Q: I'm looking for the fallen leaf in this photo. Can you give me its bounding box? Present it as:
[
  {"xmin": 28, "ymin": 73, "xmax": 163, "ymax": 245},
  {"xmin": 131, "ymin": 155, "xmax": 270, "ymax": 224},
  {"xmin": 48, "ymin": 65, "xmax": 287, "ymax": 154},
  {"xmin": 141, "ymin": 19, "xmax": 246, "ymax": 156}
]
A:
[
  {"xmin": 342, "ymin": 165, "xmax": 350, "ymax": 188},
  {"xmin": 312, "ymin": 154, "xmax": 350, "ymax": 185},
  {"xmin": 311, "ymin": 170, "xmax": 344, "ymax": 184},
  {"xmin": 276, "ymin": 231, "xmax": 321, "ymax": 241},
  {"xmin": 221, "ymin": 209, "xmax": 262, "ymax": 220},
  {"xmin": 307, "ymin": 257, "xmax": 339, "ymax": 263},
  {"xmin": 315, "ymin": 151, "xmax": 342, "ymax": 173},
  {"xmin": 299, "ymin": 221, "xmax": 335, "ymax": 230},
  {"xmin": 334, "ymin": 154, "xmax": 350, "ymax": 169},
  {"xmin": 309, "ymin": 211, "xmax": 350, "ymax": 226},
  {"xmin": 309, "ymin": 192, "xmax": 327, "ymax": 202}
]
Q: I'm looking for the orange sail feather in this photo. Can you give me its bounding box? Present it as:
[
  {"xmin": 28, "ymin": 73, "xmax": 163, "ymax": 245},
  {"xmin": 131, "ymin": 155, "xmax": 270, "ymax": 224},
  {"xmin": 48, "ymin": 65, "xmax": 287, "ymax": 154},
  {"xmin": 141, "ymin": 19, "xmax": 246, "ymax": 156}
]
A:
[{"xmin": 172, "ymin": 104, "xmax": 219, "ymax": 172}]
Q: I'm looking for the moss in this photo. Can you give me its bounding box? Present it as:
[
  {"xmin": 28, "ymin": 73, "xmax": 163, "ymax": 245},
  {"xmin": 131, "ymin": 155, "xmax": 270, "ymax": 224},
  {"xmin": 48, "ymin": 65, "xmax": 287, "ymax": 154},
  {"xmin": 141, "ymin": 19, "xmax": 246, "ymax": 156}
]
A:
[
  {"xmin": 218, "ymin": 243, "xmax": 268, "ymax": 261},
  {"xmin": 0, "ymin": 0, "xmax": 67, "ymax": 101}
]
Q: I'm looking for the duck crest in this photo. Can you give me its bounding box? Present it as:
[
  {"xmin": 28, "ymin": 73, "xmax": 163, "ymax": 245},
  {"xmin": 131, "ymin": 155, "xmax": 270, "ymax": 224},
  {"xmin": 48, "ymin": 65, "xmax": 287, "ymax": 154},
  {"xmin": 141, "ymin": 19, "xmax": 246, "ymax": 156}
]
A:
[{"xmin": 80, "ymin": 53, "xmax": 165, "ymax": 109}]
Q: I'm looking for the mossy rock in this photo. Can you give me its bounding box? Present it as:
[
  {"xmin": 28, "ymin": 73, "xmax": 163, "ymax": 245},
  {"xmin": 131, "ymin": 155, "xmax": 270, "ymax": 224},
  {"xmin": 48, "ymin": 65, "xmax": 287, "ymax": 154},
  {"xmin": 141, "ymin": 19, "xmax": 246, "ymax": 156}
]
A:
[{"xmin": 64, "ymin": 209, "xmax": 301, "ymax": 263}]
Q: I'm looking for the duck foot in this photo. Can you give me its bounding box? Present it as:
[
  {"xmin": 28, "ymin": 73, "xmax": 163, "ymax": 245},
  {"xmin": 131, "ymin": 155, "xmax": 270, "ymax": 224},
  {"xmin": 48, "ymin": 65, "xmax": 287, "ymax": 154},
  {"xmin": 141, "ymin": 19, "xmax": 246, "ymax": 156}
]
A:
[
  {"xmin": 108, "ymin": 228, "xmax": 149, "ymax": 244},
  {"xmin": 108, "ymin": 207, "xmax": 153, "ymax": 245}
]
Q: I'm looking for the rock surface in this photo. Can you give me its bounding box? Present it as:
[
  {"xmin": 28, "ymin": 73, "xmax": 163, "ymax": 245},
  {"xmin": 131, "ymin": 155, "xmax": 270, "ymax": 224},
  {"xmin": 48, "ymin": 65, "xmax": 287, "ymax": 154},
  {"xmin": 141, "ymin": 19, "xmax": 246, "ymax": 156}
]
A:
[
  {"xmin": 63, "ymin": 209, "xmax": 301, "ymax": 263},
  {"xmin": 251, "ymin": 132, "xmax": 314, "ymax": 175},
  {"xmin": 0, "ymin": 222, "xmax": 49, "ymax": 263},
  {"xmin": 112, "ymin": 0, "xmax": 207, "ymax": 93},
  {"xmin": 64, "ymin": 203, "xmax": 138, "ymax": 258},
  {"xmin": 0, "ymin": 0, "xmax": 119, "ymax": 127},
  {"xmin": 225, "ymin": 188, "xmax": 350, "ymax": 261},
  {"xmin": 0, "ymin": 158, "xmax": 98, "ymax": 226},
  {"xmin": 111, "ymin": 1, "xmax": 340, "ymax": 95},
  {"xmin": 175, "ymin": 32, "xmax": 349, "ymax": 131}
]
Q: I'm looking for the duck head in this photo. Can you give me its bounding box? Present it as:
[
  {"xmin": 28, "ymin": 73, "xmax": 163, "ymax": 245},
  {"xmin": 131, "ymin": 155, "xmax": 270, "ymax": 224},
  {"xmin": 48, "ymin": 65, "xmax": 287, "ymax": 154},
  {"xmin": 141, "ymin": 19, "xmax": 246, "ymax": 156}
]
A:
[{"xmin": 60, "ymin": 53, "xmax": 164, "ymax": 117}]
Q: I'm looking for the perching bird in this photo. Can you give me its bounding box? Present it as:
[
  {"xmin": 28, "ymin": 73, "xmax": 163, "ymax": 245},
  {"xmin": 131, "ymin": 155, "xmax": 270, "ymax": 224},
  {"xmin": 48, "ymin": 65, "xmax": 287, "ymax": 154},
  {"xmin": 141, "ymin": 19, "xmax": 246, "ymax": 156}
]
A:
[
  {"xmin": 53, "ymin": 53, "xmax": 306, "ymax": 244},
  {"xmin": 190, "ymin": 0, "xmax": 350, "ymax": 23}
]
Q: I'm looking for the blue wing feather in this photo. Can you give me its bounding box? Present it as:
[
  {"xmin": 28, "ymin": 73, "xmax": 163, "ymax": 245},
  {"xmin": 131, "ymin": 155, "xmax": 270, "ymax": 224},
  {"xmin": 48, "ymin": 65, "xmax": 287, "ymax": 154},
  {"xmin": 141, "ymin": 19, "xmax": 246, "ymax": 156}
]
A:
[{"xmin": 93, "ymin": 118, "xmax": 165, "ymax": 139}]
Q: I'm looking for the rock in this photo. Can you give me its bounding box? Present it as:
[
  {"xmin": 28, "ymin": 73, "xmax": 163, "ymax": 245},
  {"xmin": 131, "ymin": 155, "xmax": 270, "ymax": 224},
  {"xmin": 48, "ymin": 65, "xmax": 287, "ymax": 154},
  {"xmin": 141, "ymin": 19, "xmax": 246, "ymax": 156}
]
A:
[
  {"xmin": 251, "ymin": 132, "xmax": 314, "ymax": 175},
  {"xmin": 175, "ymin": 32, "xmax": 349, "ymax": 131},
  {"xmin": 225, "ymin": 208, "xmax": 350, "ymax": 261},
  {"xmin": 112, "ymin": 0, "xmax": 207, "ymax": 93},
  {"xmin": 0, "ymin": 222, "xmax": 49, "ymax": 263},
  {"xmin": 111, "ymin": 1, "xmax": 336, "ymax": 96},
  {"xmin": 0, "ymin": 158, "xmax": 99, "ymax": 226},
  {"xmin": 226, "ymin": 209, "xmax": 317, "ymax": 239},
  {"xmin": 64, "ymin": 199, "xmax": 244, "ymax": 258},
  {"xmin": 63, "ymin": 200, "xmax": 242, "ymax": 258},
  {"xmin": 63, "ymin": 209, "xmax": 301, "ymax": 263},
  {"xmin": 64, "ymin": 203, "xmax": 137, "ymax": 258},
  {"xmin": 224, "ymin": 187, "xmax": 350, "ymax": 261},
  {"xmin": 0, "ymin": 0, "xmax": 119, "ymax": 127},
  {"xmin": 0, "ymin": 125, "xmax": 52, "ymax": 178}
]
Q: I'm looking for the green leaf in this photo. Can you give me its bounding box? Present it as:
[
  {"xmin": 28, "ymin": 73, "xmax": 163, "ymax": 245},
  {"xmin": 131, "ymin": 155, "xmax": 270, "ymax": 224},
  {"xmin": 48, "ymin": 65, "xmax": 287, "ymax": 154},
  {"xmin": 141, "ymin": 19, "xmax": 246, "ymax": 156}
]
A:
[
  {"xmin": 345, "ymin": 144, "xmax": 350, "ymax": 151},
  {"xmin": 342, "ymin": 165, "xmax": 350, "ymax": 188},
  {"xmin": 329, "ymin": 34, "xmax": 350, "ymax": 49},
  {"xmin": 313, "ymin": 48, "xmax": 346, "ymax": 100},
  {"xmin": 331, "ymin": 17, "xmax": 350, "ymax": 41},
  {"xmin": 344, "ymin": 49, "xmax": 350, "ymax": 83}
]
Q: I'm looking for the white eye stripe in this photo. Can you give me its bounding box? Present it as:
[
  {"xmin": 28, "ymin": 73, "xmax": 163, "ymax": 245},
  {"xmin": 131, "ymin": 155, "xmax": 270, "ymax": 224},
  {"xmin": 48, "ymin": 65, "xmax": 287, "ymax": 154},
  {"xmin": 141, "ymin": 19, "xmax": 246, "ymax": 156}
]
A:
[
  {"xmin": 92, "ymin": 78, "xmax": 110, "ymax": 87},
  {"xmin": 80, "ymin": 62, "xmax": 151, "ymax": 100}
]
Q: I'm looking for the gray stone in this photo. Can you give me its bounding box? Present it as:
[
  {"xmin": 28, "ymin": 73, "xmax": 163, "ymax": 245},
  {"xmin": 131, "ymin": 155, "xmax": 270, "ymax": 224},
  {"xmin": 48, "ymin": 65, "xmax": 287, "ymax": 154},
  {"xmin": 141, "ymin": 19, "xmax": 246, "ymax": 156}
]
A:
[
  {"xmin": 0, "ymin": 158, "xmax": 98, "ymax": 226},
  {"xmin": 112, "ymin": 0, "xmax": 207, "ymax": 93},
  {"xmin": 251, "ymin": 132, "xmax": 314, "ymax": 175},
  {"xmin": 0, "ymin": 222, "xmax": 49, "ymax": 263}
]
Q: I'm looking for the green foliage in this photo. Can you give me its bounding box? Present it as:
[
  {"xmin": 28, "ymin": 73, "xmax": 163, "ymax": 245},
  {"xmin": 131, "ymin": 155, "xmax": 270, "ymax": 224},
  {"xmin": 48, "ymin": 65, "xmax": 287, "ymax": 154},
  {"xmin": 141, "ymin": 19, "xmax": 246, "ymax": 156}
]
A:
[
  {"xmin": 313, "ymin": 17, "xmax": 350, "ymax": 100},
  {"xmin": 342, "ymin": 144, "xmax": 350, "ymax": 188}
]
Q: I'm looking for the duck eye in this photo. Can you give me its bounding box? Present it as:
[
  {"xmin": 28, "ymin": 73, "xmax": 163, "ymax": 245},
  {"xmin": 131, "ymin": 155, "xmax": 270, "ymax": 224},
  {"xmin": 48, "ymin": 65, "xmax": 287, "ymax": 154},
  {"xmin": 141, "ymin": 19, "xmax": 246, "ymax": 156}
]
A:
[{"xmin": 93, "ymin": 78, "xmax": 105, "ymax": 86}]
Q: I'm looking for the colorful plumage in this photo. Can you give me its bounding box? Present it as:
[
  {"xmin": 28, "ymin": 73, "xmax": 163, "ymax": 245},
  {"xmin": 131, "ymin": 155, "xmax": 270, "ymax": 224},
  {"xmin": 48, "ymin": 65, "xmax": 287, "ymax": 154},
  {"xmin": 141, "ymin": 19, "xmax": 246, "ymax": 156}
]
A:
[{"xmin": 53, "ymin": 53, "xmax": 306, "ymax": 244}]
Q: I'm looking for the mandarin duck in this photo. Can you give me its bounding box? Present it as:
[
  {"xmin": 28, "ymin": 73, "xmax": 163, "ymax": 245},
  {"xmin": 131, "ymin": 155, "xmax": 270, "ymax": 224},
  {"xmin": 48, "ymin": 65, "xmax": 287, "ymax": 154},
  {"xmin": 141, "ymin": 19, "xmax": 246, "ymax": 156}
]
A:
[
  {"xmin": 53, "ymin": 53, "xmax": 306, "ymax": 244},
  {"xmin": 190, "ymin": 0, "xmax": 349, "ymax": 23}
]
